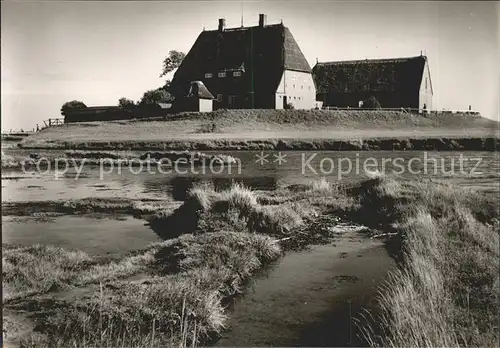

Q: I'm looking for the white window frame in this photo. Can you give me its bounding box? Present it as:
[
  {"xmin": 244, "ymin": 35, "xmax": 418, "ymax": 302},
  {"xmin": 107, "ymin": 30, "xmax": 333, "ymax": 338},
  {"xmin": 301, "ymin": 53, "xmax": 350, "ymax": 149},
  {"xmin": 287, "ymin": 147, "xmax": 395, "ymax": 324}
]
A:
[
  {"xmin": 218, "ymin": 72, "xmax": 226, "ymax": 78},
  {"xmin": 205, "ymin": 73, "xmax": 213, "ymax": 78},
  {"xmin": 233, "ymin": 71, "xmax": 242, "ymax": 77}
]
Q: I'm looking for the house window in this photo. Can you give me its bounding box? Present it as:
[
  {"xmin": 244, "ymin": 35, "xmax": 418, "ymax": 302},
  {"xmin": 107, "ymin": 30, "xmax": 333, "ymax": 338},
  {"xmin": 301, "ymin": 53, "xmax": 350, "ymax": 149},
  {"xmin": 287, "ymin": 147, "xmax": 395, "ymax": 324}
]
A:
[
  {"xmin": 293, "ymin": 84, "xmax": 295, "ymax": 88},
  {"xmin": 228, "ymin": 95, "xmax": 237, "ymax": 105},
  {"xmin": 301, "ymin": 85, "xmax": 303, "ymax": 89},
  {"xmin": 217, "ymin": 94, "xmax": 223, "ymax": 102},
  {"xmin": 308, "ymin": 86, "xmax": 311, "ymax": 90},
  {"xmin": 233, "ymin": 71, "xmax": 241, "ymax": 77},
  {"xmin": 205, "ymin": 73, "xmax": 213, "ymax": 78},
  {"xmin": 218, "ymin": 72, "xmax": 226, "ymax": 78},
  {"xmin": 425, "ymin": 78, "xmax": 428, "ymax": 90}
]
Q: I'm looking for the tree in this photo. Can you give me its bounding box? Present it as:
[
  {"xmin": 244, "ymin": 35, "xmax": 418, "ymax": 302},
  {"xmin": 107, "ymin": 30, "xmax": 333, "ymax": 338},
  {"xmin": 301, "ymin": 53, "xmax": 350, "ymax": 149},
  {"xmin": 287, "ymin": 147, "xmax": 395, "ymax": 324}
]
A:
[
  {"xmin": 118, "ymin": 97, "xmax": 135, "ymax": 108},
  {"xmin": 160, "ymin": 50, "xmax": 186, "ymax": 78},
  {"xmin": 138, "ymin": 89, "xmax": 174, "ymax": 106},
  {"xmin": 61, "ymin": 100, "xmax": 86, "ymax": 112}
]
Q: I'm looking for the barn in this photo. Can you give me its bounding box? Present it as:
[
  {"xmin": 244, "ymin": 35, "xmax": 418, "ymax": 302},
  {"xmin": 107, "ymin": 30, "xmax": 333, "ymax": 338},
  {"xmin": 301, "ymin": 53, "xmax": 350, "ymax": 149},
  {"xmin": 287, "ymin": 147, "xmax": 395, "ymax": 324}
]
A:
[
  {"xmin": 62, "ymin": 103, "xmax": 171, "ymax": 123},
  {"xmin": 312, "ymin": 55, "xmax": 433, "ymax": 110},
  {"xmin": 169, "ymin": 14, "xmax": 317, "ymax": 110}
]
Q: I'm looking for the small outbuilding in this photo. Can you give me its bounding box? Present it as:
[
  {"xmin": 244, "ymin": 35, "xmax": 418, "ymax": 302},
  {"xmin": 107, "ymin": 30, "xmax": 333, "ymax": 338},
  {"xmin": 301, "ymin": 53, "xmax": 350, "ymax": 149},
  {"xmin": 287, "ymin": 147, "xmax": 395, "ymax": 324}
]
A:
[{"xmin": 173, "ymin": 81, "xmax": 215, "ymax": 112}]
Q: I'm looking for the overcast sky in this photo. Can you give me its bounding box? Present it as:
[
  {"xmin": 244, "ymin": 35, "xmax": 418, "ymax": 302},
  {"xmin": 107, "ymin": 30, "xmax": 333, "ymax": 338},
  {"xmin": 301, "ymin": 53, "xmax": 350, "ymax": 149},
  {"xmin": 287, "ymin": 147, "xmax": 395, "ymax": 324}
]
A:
[{"xmin": 2, "ymin": 0, "xmax": 499, "ymax": 131}]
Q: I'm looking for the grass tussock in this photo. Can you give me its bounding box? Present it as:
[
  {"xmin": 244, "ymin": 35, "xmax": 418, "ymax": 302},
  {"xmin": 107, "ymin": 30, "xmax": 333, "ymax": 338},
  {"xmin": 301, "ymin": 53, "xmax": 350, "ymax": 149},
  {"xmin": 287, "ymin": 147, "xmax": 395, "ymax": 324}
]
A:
[
  {"xmin": 152, "ymin": 231, "xmax": 281, "ymax": 295},
  {"xmin": 2, "ymin": 244, "xmax": 92, "ymax": 300}
]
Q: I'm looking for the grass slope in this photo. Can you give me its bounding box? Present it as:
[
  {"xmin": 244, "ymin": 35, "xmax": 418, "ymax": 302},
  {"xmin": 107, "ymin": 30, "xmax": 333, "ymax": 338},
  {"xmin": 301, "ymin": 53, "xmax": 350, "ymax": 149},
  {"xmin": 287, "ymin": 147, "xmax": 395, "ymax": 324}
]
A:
[{"xmin": 20, "ymin": 110, "xmax": 499, "ymax": 150}]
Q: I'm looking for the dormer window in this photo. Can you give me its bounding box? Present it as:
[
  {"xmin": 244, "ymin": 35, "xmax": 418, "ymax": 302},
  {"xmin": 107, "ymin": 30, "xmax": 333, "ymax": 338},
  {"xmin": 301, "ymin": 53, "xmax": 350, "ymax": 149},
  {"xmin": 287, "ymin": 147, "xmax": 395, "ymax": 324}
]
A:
[
  {"xmin": 218, "ymin": 72, "xmax": 226, "ymax": 78},
  {"xmin": 233, "ymin": 71, "xmax": 242, "ymax": 77},
  {"xmin": 205, "ymin": 73, "xmax": 213, "ymax": 78}
]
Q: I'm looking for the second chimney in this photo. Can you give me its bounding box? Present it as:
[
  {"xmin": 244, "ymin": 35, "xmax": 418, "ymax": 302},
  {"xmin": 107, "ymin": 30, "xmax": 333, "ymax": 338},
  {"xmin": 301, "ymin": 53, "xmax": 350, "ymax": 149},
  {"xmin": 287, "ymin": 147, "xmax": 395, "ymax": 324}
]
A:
[
  {"xmin": 259, "ymin": 14, "xmax": 267, "ymax": 27},
  {"xmin": 218, "ymin": 18, "xmax": 226, "ymax": 31}
]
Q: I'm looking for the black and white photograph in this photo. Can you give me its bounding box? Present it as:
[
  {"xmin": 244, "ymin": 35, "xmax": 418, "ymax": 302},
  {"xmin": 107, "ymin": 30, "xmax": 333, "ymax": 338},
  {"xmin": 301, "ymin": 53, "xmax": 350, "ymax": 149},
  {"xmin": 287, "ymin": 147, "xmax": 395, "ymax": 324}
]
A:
[{"xmin": 2, "ymin": 0, "xmax": 499, "ymax": 347}]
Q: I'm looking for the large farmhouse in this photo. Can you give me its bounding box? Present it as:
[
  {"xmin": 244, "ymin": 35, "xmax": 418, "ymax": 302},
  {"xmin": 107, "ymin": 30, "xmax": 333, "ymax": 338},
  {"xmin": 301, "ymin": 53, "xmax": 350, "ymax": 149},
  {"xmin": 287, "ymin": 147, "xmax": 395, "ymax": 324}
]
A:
[
  {"xmin": 169, "ymin": 14, "xmax": 317, "ymax": 110},
  {"xmin": 313, "ymin": 55, "xmax": 433, "ymax": 110}
]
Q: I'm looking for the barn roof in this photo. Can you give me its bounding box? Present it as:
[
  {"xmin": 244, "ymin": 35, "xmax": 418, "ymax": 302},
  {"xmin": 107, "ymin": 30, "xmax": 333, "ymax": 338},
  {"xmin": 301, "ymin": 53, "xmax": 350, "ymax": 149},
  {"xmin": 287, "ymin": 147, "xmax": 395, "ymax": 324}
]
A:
[
  {"xmin": 170, "ymin": 22, "xmax": 311, "ymax": 97},
  {"xmin": 313, "ymin": 56, "xmax": 429, "ymax": 94}
]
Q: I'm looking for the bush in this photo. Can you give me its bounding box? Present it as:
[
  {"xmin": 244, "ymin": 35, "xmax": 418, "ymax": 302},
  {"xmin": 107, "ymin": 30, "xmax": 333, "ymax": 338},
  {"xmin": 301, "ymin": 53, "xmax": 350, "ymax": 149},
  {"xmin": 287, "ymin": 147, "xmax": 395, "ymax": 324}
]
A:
[
  {"xmin": 139, "ymin": 89, "xmax": 174, "ymax": 106},
  {"xmin": 118, "ymin": 97, "xmax": 136, "ymax": 109},
  {"xmin": 284, "ymin": 102, "xmax": 295, "ymax": 110},
  {"xmin": 61, "ymin": 100, "xmax": 86, "ymax": 113}
]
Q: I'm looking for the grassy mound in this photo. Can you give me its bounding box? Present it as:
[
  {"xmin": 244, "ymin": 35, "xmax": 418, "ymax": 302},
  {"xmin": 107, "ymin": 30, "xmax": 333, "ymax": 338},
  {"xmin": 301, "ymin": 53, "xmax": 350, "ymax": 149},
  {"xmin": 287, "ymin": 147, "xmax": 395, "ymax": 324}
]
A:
[
  {"xmin": 19, "ymin": 109, "xmax": 498, "ymax": 150},
  {"xmin": 1, "ymin": 197, "xmax": 179, "ymax": 218},
  {"xmin": 4, "ymin": 231, "xmax": 280, "ymax": 347},
  {"xmin": 149, "ymin": 183, "xmax": 315, "ymax": 240},
  {"xmin": 155, "ymin": 109, "xmax": 497, "ymax": 129}
]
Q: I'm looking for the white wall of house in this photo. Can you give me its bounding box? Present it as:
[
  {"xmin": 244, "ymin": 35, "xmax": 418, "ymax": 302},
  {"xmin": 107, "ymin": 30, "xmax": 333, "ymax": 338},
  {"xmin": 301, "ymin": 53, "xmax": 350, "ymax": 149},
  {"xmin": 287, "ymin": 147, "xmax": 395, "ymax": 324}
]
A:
[
  {"xmin": 275, "ymin": 70, "xmax": 317, "ymax": 109},
  {"xmin": 199, "ymin": 99, "xmax": 213, "ymax": 112},
  {"xmin": 419, "ymin": 61, "xmax": 433, "ymax": 110}
]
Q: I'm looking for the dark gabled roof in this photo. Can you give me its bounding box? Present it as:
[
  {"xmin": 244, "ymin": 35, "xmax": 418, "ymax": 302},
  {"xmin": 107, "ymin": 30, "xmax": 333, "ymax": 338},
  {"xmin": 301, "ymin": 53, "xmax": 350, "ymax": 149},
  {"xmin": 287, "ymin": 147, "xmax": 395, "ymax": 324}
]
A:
[
  {"xmin": 170, "ymin": 23, "xmax": 311, "ymax": 97},
  {"xmin": 187, "ymin": 81, "xmax": 215, "ymax": 99},
  {"xmin": 313, "ymin": 56, "xmax": 429, "ymax": 94}
]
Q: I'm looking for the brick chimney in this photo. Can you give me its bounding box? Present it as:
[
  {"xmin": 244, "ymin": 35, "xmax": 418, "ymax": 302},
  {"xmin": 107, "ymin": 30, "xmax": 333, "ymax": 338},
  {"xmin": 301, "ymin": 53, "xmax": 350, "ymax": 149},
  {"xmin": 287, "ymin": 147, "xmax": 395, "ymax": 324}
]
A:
[
  {"xmin": 218, "ymin": 18, "xmax": 226, "ymax": 32},
  {"xmin": 259, "ymin": 14, "xmax": 267, "ymax": 27}
]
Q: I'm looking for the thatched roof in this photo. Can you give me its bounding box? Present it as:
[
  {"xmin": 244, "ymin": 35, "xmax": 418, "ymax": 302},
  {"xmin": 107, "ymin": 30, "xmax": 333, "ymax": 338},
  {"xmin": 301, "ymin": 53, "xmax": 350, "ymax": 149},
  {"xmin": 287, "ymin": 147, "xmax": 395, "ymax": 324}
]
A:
[
  {"xmin": 187, "ymin": 81, "xmax": 214, "ymax": 99},
  {"xmin": 313, "ymin": 56, "xmax": 429, "ymax": 94},
  {"xmin": 170, "ymin": 23, "xmax": 311, "ymax": 98}
]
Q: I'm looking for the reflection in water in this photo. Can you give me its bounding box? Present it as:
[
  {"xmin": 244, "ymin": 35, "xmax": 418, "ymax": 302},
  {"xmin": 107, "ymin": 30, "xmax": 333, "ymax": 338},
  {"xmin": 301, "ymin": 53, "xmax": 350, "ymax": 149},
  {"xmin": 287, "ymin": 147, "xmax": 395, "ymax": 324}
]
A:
[{"xmin": 2, "ymin": 215, "xmax": 161, "ymax": 256}]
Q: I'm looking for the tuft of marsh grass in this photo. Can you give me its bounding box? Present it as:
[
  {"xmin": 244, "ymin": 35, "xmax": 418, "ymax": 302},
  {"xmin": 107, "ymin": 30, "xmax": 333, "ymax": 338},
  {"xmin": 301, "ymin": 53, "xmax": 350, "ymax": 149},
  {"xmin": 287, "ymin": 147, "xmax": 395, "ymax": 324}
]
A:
[
  {"xmin": 357, "ymin": 177, "xmax": 499, "ymax": 347},
  {"xmin": 2, "ymin": 244, "xmax": 92, "ymax": 300},
  {"xmin": 151, "ymin": 182, "xmax": 312, "ymax": 239}
]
